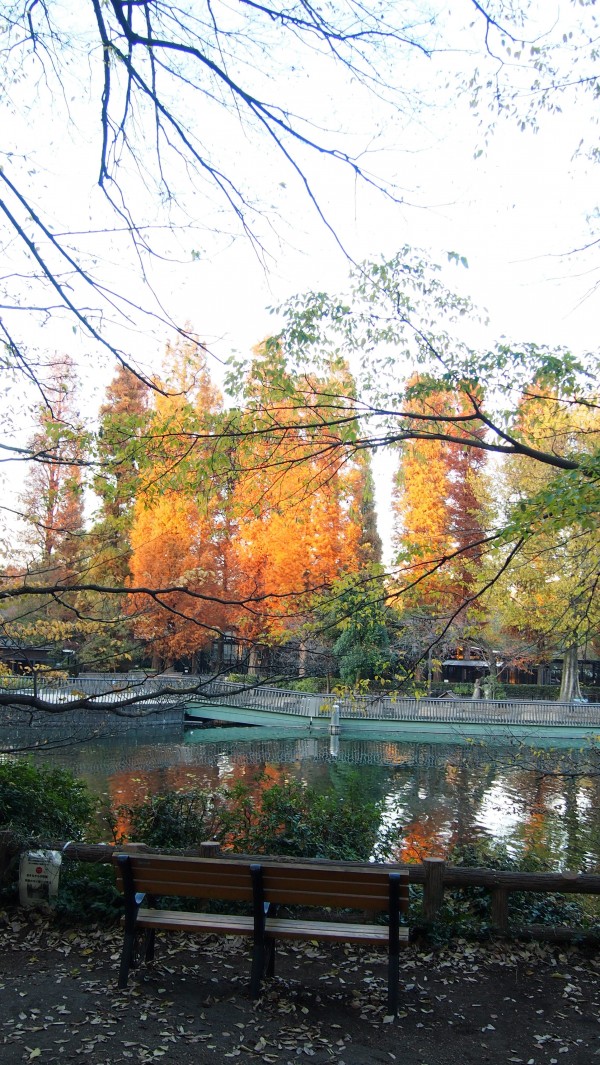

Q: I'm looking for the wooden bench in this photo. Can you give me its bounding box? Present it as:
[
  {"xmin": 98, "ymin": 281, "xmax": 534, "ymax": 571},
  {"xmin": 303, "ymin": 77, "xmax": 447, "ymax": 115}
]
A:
[{"xmin": 113, "ymin": 852, "xmax": 410, "ymax": 1013}]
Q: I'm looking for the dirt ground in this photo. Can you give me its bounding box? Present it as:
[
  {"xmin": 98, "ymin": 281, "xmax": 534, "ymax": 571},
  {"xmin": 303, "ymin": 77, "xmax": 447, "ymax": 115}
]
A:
[{"xmin": 1, "ymin": 910, "xmax": 599, "ymax": 1065}]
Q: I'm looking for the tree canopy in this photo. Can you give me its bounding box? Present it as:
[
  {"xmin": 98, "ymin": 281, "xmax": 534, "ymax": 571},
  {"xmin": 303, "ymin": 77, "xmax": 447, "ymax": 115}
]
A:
[{"xmin": 1, "ymin": 3, "xmax": 599, "ymax": 713}]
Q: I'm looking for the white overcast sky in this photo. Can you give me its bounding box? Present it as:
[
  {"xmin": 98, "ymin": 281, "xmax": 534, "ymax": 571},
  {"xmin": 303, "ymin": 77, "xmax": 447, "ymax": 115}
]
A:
[{"xmin": 1, "ymin": 1, "xmax": 598, "ymax": 498}]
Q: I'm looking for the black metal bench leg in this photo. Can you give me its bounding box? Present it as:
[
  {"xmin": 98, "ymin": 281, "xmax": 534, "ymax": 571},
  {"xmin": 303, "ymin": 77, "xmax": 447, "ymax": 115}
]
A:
[
  {"xmin": 118, "ymin": 932, "xmax": 136, "ymax": 989},
  {"xmin": 266, "ymin": 937, "xmax": 275, "ymax": 978},
  {"xmin": 250, "ymin": 864, "xmax": 266, "ymax": 998},
  {"xmin": 116, "ymin": 854, "xmax": 144, "ymax": 991},
  {"xmin": 250, "ymin": 942, "xmax": 265, "ymax": 997},
  {"xmin": 388, "ymin": 872, "xmax": 401, "ymax": 1015}
]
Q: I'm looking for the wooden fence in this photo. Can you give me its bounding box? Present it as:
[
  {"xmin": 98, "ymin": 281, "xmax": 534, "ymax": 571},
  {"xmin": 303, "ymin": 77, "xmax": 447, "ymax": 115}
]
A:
[{"xmin": 6, "ymin": 837, "xmax": 596, "ymax": 943}]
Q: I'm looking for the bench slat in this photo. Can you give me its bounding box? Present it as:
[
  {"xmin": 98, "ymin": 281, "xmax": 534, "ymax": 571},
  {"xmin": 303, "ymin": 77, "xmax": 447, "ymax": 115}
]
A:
[
  {"xmin": 115, "ymin": 854, "xmax": 406, "ymax": 886},
  {"xmin": 137, "ymin": 908, "xmax": 255, "ymax": 935},
  {"xmin": 114, "ymin": 857, "xmax": 408, "ymax": 910},
  {"xmin": 135, "ymin": 908, "xmax": 410, "ymax": 945},
  {"xmin": 121, "ymin": 881, "xmax": 400, "ymax": 909},
  {"xmin": 265, "ymin": 917, "xmax": 409, "ymax": 944}
]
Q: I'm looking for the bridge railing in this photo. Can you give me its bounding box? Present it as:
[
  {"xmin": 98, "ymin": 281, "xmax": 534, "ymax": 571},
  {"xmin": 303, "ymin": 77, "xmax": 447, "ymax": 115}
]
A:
[
  {"xmin": 196, "ymin": 681, "xmax": 600, "ymax": 726},
  {"xmin": 0, "ymin": 673, "xmax": 195, "ymax": 705},
  {"xmin": 2, "ymin": 673, "xmax": 600, "ymax": 725}
]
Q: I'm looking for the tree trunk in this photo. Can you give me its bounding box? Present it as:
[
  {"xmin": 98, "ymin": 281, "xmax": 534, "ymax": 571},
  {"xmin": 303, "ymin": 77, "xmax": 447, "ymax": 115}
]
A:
[
  {"xmin": 558, "ymin": 645, "xmax": 584, "ymax": 702},
  {"xmin": 248, "ymin": 644, "xmax": 259, "ymax": 674},
  {"xmin": 298, "ymin": 640, "xmax": 307, "ymax": 678}
]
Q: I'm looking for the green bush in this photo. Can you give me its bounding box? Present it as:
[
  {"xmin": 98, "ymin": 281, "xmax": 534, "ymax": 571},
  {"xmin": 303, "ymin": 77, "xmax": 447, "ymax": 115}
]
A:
[
  {"xmin": 0, "ymin": 759, "xmax": 95, "ymax": 841},
  {"xmin": 418, "ymin": 840, "xmax": 590, "ymax": 942},
  {"xmin": 122, "ymin": 788, "xmax": 225, "ymax": 849},
  {"xmin": 0, "ymin": 760, "xmax": 103, "ymax": 918},
  {"xmin": 448, "ymin": 681, "xmax": 506, "ymax": 698},
  {"xmin": 507, "ymin": 683, "xmax": 599, "ymax": 702},
  {"xmin": 54, "ymin": 861, "xmax": 123, "ymax": 924},
  {"xmin": 221, "ymin": 776, "xmax": 393, "ymax": 861},
  {"xmin": 447, "ymin": 682, "xmax": 600, "ymax": 701},
  {"xmin": 286, "ymin": 677, "xmax": 328, "ymax": 693}
]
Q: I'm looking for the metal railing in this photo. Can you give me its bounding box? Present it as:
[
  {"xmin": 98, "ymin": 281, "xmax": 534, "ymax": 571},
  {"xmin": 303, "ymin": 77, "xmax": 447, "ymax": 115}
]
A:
[
  {"xmin": 197, "ymin": 680, "xmax": 600, "ymax": 727},
  {"xmin": 2, "ymin": 673, "xmax": 600, "ymax": 726}
]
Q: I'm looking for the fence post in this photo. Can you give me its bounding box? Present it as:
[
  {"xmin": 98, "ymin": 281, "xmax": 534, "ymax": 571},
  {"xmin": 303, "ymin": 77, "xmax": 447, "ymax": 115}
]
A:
[
  {"xmin": 490, "ymin": 886, "xmax": 509, "ymax": 932},
  {"xmin": 199, "ymin": 841, "xmax": 221, "ymax": 858},
  {"xmin": 423, "ymin": 857, "xmax": 446, "ymax": 920}
]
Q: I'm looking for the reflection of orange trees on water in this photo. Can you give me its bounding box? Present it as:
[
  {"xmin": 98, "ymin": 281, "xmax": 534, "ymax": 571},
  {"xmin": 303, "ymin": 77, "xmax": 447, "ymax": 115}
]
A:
[
  {"xmin": 520, "ymin": 805, "xmax": 548, "ymax": 858},
  {"xmin": 398, "ymin": 820, "xmax": 447, "ymax": 863},
  {"xmin": 108, "ymin": 761, "xmax": 267, "ymax": 841},
  {"xmin": 517, "ymin": 775, "xmax": 565, "ymax": 864},
  {"xmin": 381, "ymin": 744, "xmax": 412, "ymax": 766}
]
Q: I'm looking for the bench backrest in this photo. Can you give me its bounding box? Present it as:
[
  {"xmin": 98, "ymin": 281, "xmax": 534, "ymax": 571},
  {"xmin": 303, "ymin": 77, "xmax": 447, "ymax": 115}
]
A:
[{"xmin": 113, "ymin": 853, "xmax": 409, "ymax": 912}]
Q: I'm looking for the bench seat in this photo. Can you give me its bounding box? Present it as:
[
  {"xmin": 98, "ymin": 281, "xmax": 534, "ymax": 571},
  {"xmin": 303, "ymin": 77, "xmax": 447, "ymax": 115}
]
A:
[{"xmin": 136, "ymin": 906, "xmax": 410, "ymax": 944}]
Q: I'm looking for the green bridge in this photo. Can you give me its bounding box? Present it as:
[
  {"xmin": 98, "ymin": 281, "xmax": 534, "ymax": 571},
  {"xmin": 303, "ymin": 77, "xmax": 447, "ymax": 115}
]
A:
[
  {"xmin": 186, "ymin": 683, "xmax": 600, "ymax": 742},
  {"xmin": 2, "ymin": 673, "xmax": 598, "ymax": 743}
]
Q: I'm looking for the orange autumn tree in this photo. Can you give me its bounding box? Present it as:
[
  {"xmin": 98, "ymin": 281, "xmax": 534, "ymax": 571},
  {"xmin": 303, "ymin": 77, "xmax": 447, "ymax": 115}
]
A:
[
  {"xmin": 226, "ymin": 342, "xmax": 380, "ymax": 667},
  {"xmin": 127, "ymin": 334, "xmax": 380, "ymax": 674},
  {"xmin": 128, "ymin": 336, "xmax": 237, "ymax": 670},
  {"xmin": 392, "ymin": 376, "xmax": 488, "ymax": 672},
  {"xmin": 394, "ymin": 376, "xmax": 487, "ymax": 598}
]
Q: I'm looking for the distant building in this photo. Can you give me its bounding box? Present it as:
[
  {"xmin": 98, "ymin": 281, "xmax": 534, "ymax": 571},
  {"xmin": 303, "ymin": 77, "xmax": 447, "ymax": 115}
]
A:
[
  {"xmin": 0, "ymin": 635, "xmax": 54, "ymax": 673},
  {"xmin": 442, "ymin": 644, "xmax": 600, "ymax": 688}
]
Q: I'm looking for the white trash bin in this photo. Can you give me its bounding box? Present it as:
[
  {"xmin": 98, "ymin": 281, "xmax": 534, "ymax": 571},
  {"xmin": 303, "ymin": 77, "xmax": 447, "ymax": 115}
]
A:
[{"xmin": 18, "ymin": 850, "xmax": 62, "ymax": 907}]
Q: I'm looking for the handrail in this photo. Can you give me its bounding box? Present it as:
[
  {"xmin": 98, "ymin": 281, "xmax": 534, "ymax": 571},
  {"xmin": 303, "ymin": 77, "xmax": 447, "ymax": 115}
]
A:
[{"xmin": 2, "ymin": 673, "xmax": 599, "ymax": 723}]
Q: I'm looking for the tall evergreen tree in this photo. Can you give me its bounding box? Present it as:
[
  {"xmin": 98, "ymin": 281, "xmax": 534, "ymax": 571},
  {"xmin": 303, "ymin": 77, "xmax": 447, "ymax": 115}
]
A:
[
  {"xmin": 19, "ymin": 355, "xmax": 87, "ymax": 576},
  {"xmin": 92, "ymin": 364, "xmax": 150, "ymax": 583}
]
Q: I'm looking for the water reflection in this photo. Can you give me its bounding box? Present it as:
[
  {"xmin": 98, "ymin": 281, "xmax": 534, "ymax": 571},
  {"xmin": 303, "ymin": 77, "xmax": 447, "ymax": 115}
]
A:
[{"xmin": 18, "ymin": 723, "xmax": 600, "ymax": 871}]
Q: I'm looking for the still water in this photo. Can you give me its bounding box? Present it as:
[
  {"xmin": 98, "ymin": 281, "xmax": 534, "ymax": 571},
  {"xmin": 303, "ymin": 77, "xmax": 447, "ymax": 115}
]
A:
[{"xmin": 24, "ymin": 721, "xmax": 600, "ymax": 871}]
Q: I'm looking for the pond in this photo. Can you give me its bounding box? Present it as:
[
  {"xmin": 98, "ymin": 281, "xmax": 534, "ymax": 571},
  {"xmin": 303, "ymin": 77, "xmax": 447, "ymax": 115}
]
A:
[{"xmin": 17, "ymin": 720, "xmax": 600, "ymax": 870}]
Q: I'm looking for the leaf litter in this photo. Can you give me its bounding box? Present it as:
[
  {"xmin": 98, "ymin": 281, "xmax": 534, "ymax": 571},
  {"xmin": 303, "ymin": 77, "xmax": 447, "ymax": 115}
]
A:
[{"xmin": 0, "ymin": 911, "xmax": 599, "ymax": 1063}]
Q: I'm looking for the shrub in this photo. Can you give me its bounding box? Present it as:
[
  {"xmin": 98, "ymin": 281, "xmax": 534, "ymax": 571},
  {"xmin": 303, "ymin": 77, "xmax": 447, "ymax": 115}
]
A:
[
  {"xmin": 419, "ymin": 840, "xmax": 590, "ymax": 941},
  {"xmin": 54, "ymin": 861, "xmax": 123, "ymax": 924},
  {"xmin": 219, "ymin": 776, "xmax": 388, "ymax": 860},
  {"xmin": 122, "ymin": 788, "xmax": 225, "ymax": 849},
  {"xmin": 0, "ymin": 759, "xmax": 95, "ymax": 841},
  {"xmin": 446, "ymin": 683, "xmax": 600, "ymax": 702},
  {"xmin": 286, "ymin": 677, "xmax": 328, "ymax": 693}
]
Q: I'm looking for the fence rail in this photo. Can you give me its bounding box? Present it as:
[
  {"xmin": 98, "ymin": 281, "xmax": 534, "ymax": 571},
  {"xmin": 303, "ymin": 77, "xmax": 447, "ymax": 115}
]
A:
[
  {"xmin": 5, "ymin": 837, "xmax": 595, "ymax": 942},
  {"xmin": 198, "ymin": 680, "xmax": 600, "ymax": 727},
  {"xmin": 0, "ymin": 673, "xmax": 197, "ymax": 707}
]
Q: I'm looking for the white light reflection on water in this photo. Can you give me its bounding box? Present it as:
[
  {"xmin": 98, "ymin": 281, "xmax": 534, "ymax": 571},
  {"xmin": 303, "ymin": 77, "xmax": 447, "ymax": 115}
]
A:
[{"xmin": 475, "ymin": 782, "xmax": 525, "ymax": 851}]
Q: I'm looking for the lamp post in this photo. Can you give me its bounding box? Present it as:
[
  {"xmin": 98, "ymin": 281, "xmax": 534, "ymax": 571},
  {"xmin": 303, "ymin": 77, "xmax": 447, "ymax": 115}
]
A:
[{"xmin": 62, "ymin": 649, "xmax": 77, "ymax": 676}]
